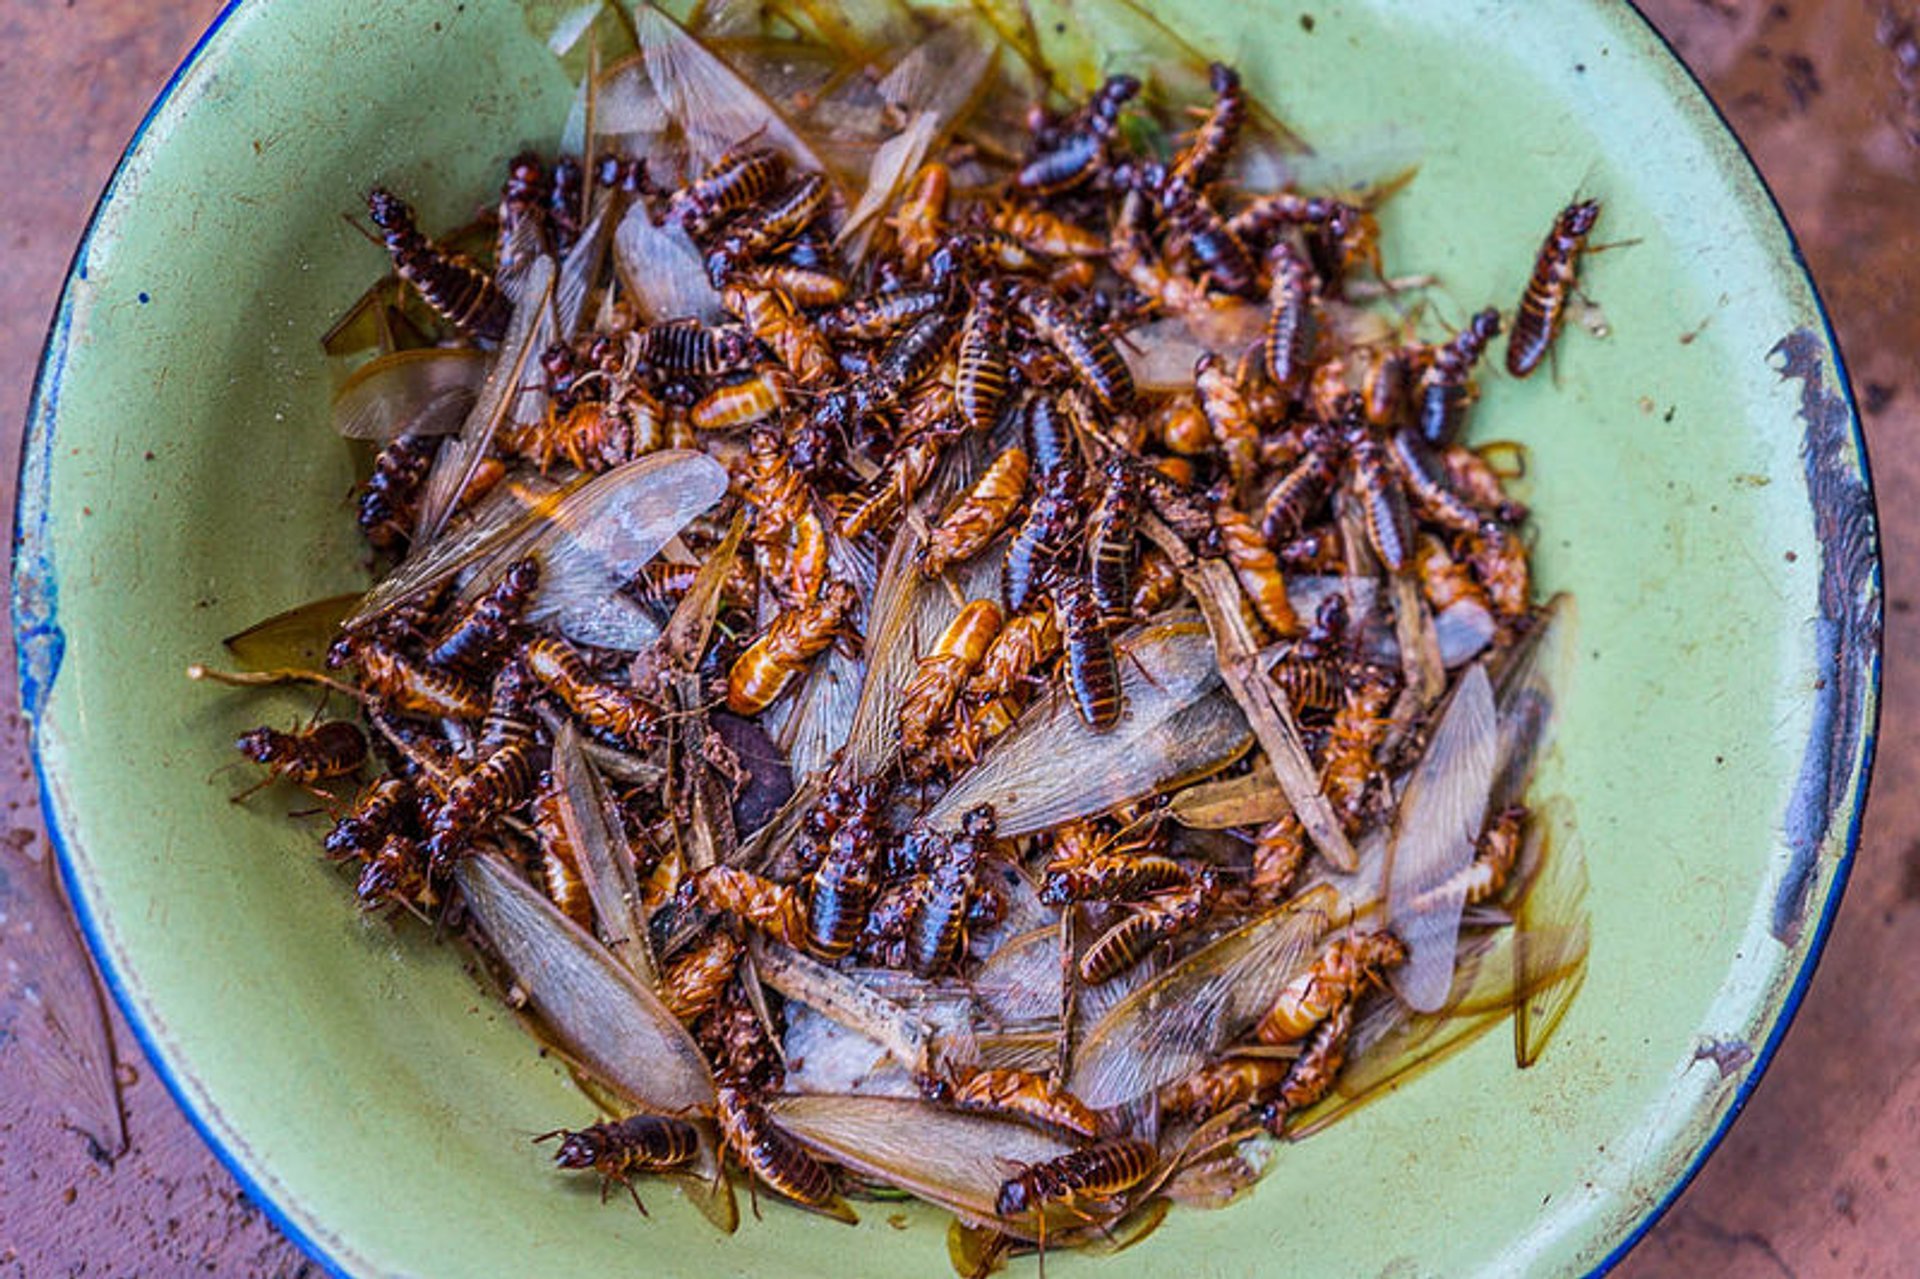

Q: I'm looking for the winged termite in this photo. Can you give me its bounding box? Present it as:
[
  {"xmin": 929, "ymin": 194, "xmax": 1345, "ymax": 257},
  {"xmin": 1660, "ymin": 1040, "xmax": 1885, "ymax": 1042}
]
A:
[
  {"xmin": 331, "ymin": 349, "xmax": 487, "ymax": 442},
  {"xmin": 550, "ymin": 724, "xmax": 657, "ymax": 986},
  {"xmin": 768, "ymin": 1095, "xmax": 1077, "ymax": 1231},
  {"xmin": 454, "ymin": 853, "xmax": 714, "ymax": 1114},
  {"xmin": 415, "ymin": 256, "xmax": 555, "ymax": 543},
  {"xmin": 1069, "ymin": 888, "xmax": 1334, "ymax": 1108}
]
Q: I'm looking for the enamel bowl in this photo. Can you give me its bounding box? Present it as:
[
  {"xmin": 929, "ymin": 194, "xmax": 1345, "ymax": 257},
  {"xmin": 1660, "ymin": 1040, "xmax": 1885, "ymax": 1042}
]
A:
[{"xmin": 15, "ymin": 0, "xmax": 1879, "ymax": 1274}]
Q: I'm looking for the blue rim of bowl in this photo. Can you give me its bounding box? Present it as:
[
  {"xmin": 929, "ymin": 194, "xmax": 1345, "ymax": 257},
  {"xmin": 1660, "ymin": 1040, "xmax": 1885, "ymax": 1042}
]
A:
[{"xmin": 8, "ymin": 3, "xmax": 1880, "ymax": 1277}]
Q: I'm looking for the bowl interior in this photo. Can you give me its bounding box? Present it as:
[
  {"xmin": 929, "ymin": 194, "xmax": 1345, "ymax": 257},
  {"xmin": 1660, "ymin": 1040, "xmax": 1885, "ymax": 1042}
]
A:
[{"xmin": 18, "ymin": 0, "xmax": 1874, "ymax": 1275}]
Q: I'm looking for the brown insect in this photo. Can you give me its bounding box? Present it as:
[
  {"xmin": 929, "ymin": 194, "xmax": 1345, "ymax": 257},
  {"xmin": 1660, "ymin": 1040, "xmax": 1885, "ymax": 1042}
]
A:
[
  {"xmin": 1466, "ymin": 521, "xmax": 1532, "ymax": 623},
  {"xmin": 365, "ymin": 188, "xmax": 511, "ymax": 343},
  {"xmin": 990, "ymin": 205, "xmax": 1106, "ymax": 258},
  {"xmin": 1014, "ymin": 74, "xmax": 1139, "ymax": 196},
  {"xmin": 357, "ymin": 434, "xmax": 436, "ymax": 556},
  {"xmin": 925, "ymin": 692, "xmax": 1021, "ymax": 774},
  {"xmin": 951, "ymin": 1068, "xmax": 1101, "ymax": 1140},
  {"xmin": 1039, "ymin": 841, "xmax": 1186, "ymax": 904},
  {"xmin": 1169, "ymin": 62, "xmax": 1245, "ymax": 192},
  {"xmin": 425, "ymin": 739, "xmax": 538, "ymax": 870},
  {"xmin": 816, "ymin": 288, "xmax": 947, "ymax": 342},
  {"xmin": 955, "ymin": 280, "xmax": 1012, "ymax": 434},
  {"xmin": 805, "ymin": 789, "xmax": 885, "ymax": 961},
  {"xmin": 706, "ymin": 172, "xmax": 830, "ymax": 284},
  {"xmin": 233, "ymin": 720, "xmax": 367, "ymax": 802},
  {"xmin": 906, "ymin": 804, "xmax": 999, "ymax": 977},
  {"xmin": 695, "ymin": 868, "xmax": 809, "ymax": 948},
  {"xmin": 1158, "ymin": 1054, "xmax": 1290, "ymax": 1122},
  {"xmin": 963, "ymin": 603, "xmax": 1061, "ymax": 704},
  {"xmin": 715, "ymin": 1082, "xmax": 845, "ymax": 1214},
  {"xmin": 1349, "ymin": 429, "xmax": 1414, "ymax": 574},
  {"xmin": 426, "ymin": 557, "xmax": 540, "ymax": 675},
  {"xmin": 1387, "ymin": 429, "xmax": 1482, "ymax": 535},
  {"xmin": 540, "ymin": 1114, "xmax": 701, "ymax": 1213},
  {"xmin": 995, "ymin": 1136, "xmax": 1157, "ymax": 1220},
  {"xmin": 899, "ymin": 600, "xmax": 1006, "ymax": 755},
  {"xmin": 1416, "ymin": 308, "xmax": 1501, "ymax": 446},
  {"xmin": 324, "ymin": 775, "xmax": 413, "ymax": 860},
  {"xmin": 1004, "ymin": 466, "xmax": 1083, "ymax": 615},
  {"xmin": 672, "ymin": 146, "xmax": 787, "ymax": 232},
  {"xmin": 1195, "ymin": 353, "xmax": 1259, "ymax": 495},
  {"xmin": 1320, "ymin": 671, "xmax": 1398, "ymax": 828},
  {"xmin": 525, "ymin": 635, "xmax": 661, "ymax": 750},
  {"xmin": 660, "ymin": 929, "xmax": 744, "ymax": 1024},
  {"xmin": 1249, "ymin": 811, "xmax": 1308, "ymax": 903},
  {"xmin": 1412, "ymin": 533, "xmax": 1490, "ymax": 614},
  {"xmin": 1161, "ymin": 175, "xmax": 1259, "ymax": 297},
  {"xmin": 1078, "ymin": 871, "xmax": 1220, "ymax": 984},
  {"xmin": 632, "ymin": 320, "xmax": 756, "ymax": 377},
  {"xmin": 530, "ymin": 775, "xmax": 593, "ymax": 930},
  {"xmin": 1258, "ymin": 423, "xmax": 1343, "ymax": 545},
  {"xmin": 1262, "ymin": 240, "xmax": 1318, "ymax": 397},
  {"xmin": 354, "ymin": 833, "xmax": 432, "ymax": 912},
  {"xmin": 1214, "ymin": 502, "xmax": 1300, "ymax": 637},
  {"xmin": 1268, "ymin": 656, "xmax": 1348, "ymax": 715},
  {"xmin": 888, "ymin": 162, "xmax": 950, "ymax": 271},
  {"xmin": 1256, "ymin": 929, "xmax": 1407, "ymax": 1044},
  {"xmin": 725, "ymin": 579, "xmax": 859, "ymax": 715},
  {"xmin": 739, "ymin": 262, "xmax": 849, "ymax": 307},
  {"xmin": 1258, "ymin": 1000, "xmax": 1356, "ymax": 1132},
  {"xmin": 691, "ymin": 367, "xmax": 793, "ymax": 432},
  {"xmin": 1129, "ymin": 545, "xmax": 1183, "ymax": 618},
  {"xmin": 1017, "ymin": 287, "xmax": 1134, "ymax": 412},
  {"xmin": 1055, "ymin": 574, "xmax": 1121, "ymax": 731},
  {"xmin": 921, "ymin": 446, "xmax": 1030, "ymax": 577},
  {"xmin": 722, "ymin": 283, "xmax": 837, "ymax": 386},
  {"xmin": 1463, "ymin": 804, "xmax": 1527, "ymax": 905},
  {"xmin": 1441, "ymin": 443, "xmax": 1529, "ymax": 524},
  {"xmin": 837, "ymin": 424, "xmax": 957, "ymax": 539},
  {"xmin": 1507, "ymin": 200, "xmax": 1602, "ymax": 378}
]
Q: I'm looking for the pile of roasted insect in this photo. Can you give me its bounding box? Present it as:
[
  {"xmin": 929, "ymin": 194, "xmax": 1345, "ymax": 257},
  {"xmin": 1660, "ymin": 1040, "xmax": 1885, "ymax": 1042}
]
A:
[{"xmin": 199, "ymin": 5, "xmax": 1592, "ymax": 1271}]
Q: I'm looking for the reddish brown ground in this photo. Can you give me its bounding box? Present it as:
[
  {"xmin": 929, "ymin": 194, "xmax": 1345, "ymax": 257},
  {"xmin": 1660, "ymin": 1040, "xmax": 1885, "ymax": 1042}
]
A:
[{"xmin": 0, "ymin": 2, "xmax": 1913, "ymax": 1275}]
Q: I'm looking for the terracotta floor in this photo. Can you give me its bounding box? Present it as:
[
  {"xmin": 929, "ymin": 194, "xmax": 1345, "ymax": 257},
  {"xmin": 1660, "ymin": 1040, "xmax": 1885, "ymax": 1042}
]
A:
[{"xmin": 0, "ymin": 2, "xmax": 1912, "ymax": 1276}]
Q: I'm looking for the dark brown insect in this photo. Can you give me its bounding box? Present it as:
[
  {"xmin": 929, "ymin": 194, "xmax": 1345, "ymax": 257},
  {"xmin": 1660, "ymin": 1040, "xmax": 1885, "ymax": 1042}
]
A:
[
  {"xmin": 426, "ymin": 558, "xmax": 540, "ymax": 675},
  {"xmin": 1269, "ymin": 656, "xmax": 1348, "ymax": 715},
  {"xmin": 921, "ymin": 447, "xmax": 1029, "ymax": 577},
  {"xmin": 1078, "ymin": 871, "xmax": 1219, "ymax": 984},
  {"xmin": 672, "ymin": 146, "xmax": 787, "ymax": 232},
  {"xmin": 725, "ymin": 580, "xmax": 858, "ymax": 715},
  {"xmin": 837, "ymin": 424, "xmax": 957, "ymax": 539},
  {"xmin": 1055, "ymin": 574, "xmax": 1121, "ymax": 731},
  {"xmin": 324, "ymin": 775, "xmax": 413, "ymax": 859},
  {"xmin": 548, "ymin": 154, "xmax": 584, "ymax": 253},
  {"xmin": 1258, "ymin": 423, "xmax": 1343, "ymax": 545},
  {"xmin": 1017, "ymin": 287, "xmax": 1134, "ymax": 412},
  {"xmin": 816, "ymin": 288, "xmax": 947, "ymax": 342},
  {"xmin": 1129, "ymin": 545, "xmax": 1183, "ymax": 618},
  {"xmin": 1161, "ymin": 175, "xmax": 1258, "ymax": 296},
  {"xmin": 425, "ymin": 739, "xmax": 538, "ymax": 870},
  {"xmin": 951, "ymin": 1067, "xmax": 1101, "ymax": 1140},
  {"xmin": 1258, "ymin": 1001, "xmax": 1356, "ymax": 1133},
  {"xmin": 899, "ymin": 601, "xmax": 1005, "ymax": 755},
  {"xmin": 706, "ymin": 173, "xmax": 830, "ymax": 284},
  {"xmin": 1387, "ymin": 429, "xmax": 1481, "ymax": 535},
  {"xmin": 805, "ymin": 795, "xmax": 884, "ymax": 961},
  {"xmin": 1350, "ymin": 430, "xmax": 1414, "ymax": 574},
  {"xmin": 1262, "ymin": 241, "xmax": 1318, "ymax": 397},
  {"xmin": 1195, "ymin": 353, "xmax": 1258, "ymax": 494},
  {"xmin": 1086, "ymin": 459, "xmax": 1142, "ymax": 626},
  {"xmin": 715, "ymin": 1081, "xmax": 843, "ymax": 1212},
  {"xmin": 358, "ymin": 434, "xmax": 436, "ymax": 556},
  {"xmin": 496, "ymin": 152, "xmax": 551, "ymax": 280},
  {"xmin": 540, "ymin": 1114, "xmax": 701, "ymax": 1212},
  {"xmin": 857, "ymin": 308, "xmax": 959, "ymax": 411},
  {"xmin": 660, "ymin": 929, "xmax": 744, "ymax": 1024},
  {"xmin": 1014, "ymin": 74, "xmax": 1139, "ymax": 196},
  {"xmin": 354, "ymin": 833, "xmax": 432, "ymax": 911},
  {"xmin": 1038, "ymin": 849, "xmax": 1187, "ymax": 905},
  {"xmin": 632, "ymin": 320, "xmax": 756, "ymax": 377},
  {"xmin": 1507, "ymin": 200, "xmax": 1602, "ymax": 378},
  {"xmin": 995, "ymin": 1136, "xmax": 1157, "ymax": 1220},
  {"xmin": 1256, "ymin": 929, "xmax": 1407, "ymax": 1044},
  {"xmin": 1169, "ymin": 62, "xmax": 1245, "ymax": 192},
  {"xmin": 906, "ymin": 804, "xmax": 999, "ymax": 977},
  {"xmin": 365, "ymin": 188, "xmax": 512, "ymax": 342},
  {"xmin": 233, "ymin": 721, "xmax": 367, "ymax": 801},
  {"xmin": 524, "ymin": 635, "xmax": 661, "ymax": 750},
  {"xmin": 1003, "ymin": 466, "xmax": 1083, "ymax": 614},
  {"xmin": 1417, "ymin": 308, "xmax": 1501, "ymax": 446},
  {"xmin": 955, "ymin": 280, "xmax": 1012, "ymax": 434},
  {"xmin": 1024, "ymin": 393, "xmax": 1077, "ymax": 478}
]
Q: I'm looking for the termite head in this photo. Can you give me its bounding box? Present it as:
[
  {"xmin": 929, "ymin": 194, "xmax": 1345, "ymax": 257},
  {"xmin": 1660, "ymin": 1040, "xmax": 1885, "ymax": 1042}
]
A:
[
  {"xmin": 594, "ymin": 153, "xmax": 647, "ymax": 194},
  {"xmin": 504, "ymin": 153, "xmax": 547, "ymax": 200},
  {"xmin": 916, "ymin": 1073, "xmax": 956, "ymax": 1103},
  {"xmin": 961, "ymin": 804, "xmax": 998, "ymax": 838},
  {"xmin": 234, "ymin": 727, "xmax": 280, "ymax": 763},
  {"xmin": 1208, "ymin": 61, "xmax": 1240, "ymax": 95},
  {"xmin": 995, "ymin": 1175, "xmax": 1034, "ymax": 1219},
  {"xmin": 1561, "ymin": 200, "xmax": 1602, "ymax": 237},
  {"xmin": 365, "ymin": 188, "xmax": 412, "ymax": 233},
  {"xmin": 547, "ymin": 1128, "xmax": 608, "ymax": 1170}
]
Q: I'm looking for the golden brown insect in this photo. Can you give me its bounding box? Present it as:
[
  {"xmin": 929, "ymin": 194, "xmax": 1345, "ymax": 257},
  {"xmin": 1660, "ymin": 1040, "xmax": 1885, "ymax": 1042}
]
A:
[
  {"xmin": 352, "ymin": 640, "xmax": 490, "ymax": 719},
  {"xmin": 660, "ymin": 929, "xmax": 744, "ymax": 1024},
  {"xmin": 836, "ymin": 425, "xmax": 956, "ymax": 539},
  {"xmin": 1257, "ymin": 1000, "xmax": 1356, "ymax": 1133},
  {"xmin": 1056, "ymin": 574, "xmax": 1121, "ymax": 731},
  {"xmin": 995, "ymin": 1136, "xmax": 1157, "ymax": 1220},
  {"xmin": 1214, "ymin": 502, "xmax": 1300, "ymax": 637},
  {"xmin": 816, "ymin": 288, "xmax": 946, "ymax": 342},
  {"xmin": 1416, "ymin": 308, "xmax": 1501, "ymax": 446},
  {"xmin": 530, "ymin": 776, "xmax": 593, "ymax": 930},
  {"xmin": 540, "ymin": 1114, "xmax": 701, "ymax": 1212},
  {"xmin": 990, "ymin": 205, "xmax": 1107, "ymax": 258},
  {"xmin": 631, "ymin": 556, "xmax": 758, "ymax": 615},
  {"xmin": 1466, "ymin": 521, "xmax": 1532, "ymax": 623},
  {"xmin": 955, "ymin": 280, "xmax": 1012, "ymax": 434},
  {"xmin": 963, "ymin": 603, "xmax": 1061, "ymax": 704},
  {"xmin": 524, "ymin": 635, "xmax": 661, "ymax": 750},
  {"xmin": 1263, "ymin": 240, "xmax": 1318, "ymax": 397},
  {"xmin": 425, "ymin": 739, "xmax": 538, "ymax": 870},
  {"xmin": 1148, "ymin": 395, "xmax": 1213, "ymax": 456},
  {"xmin": 1129, "ymin": 545, "xmax": 1183, "ymax": 618},
  {"xmin": 1412, "ymin": 532, "xmax": 1490, "ymax": 614},
  {"xmin": 899, "ymin": 600, "xmax": 1005, "ymax": 755},
  {"xmin": 695, "ymin": 868, "xmax": 809, "ymax": 948},
  {"xmin": 951, "ymin": 1068, "xmax": 1102, "ymax": 1140},
  {"xmin": 672, "ymin": 146, "xmax": 787, "ymax": 231},
  {"xmin": 1507, "ymin": 200, "xmax": 1601, "ymax": 378},
  {"xmin": 1017, "ymin": 287, "xmax": 1134, "ymax": 412},
  {"xmin": 1349, "ymin": 430, "xmax": 1414, "ymax": 574},
  {"xmin": 233, "ymin": 721, "xmax": 367, "ymax": 801},
  {"xmin": 1158, "ymin": 1054, "xmax": 1290, "ymax": 1122},
  {"xmin": 1258, "ymin": 423, "xmax": 1343, "ymax": 545},
  {"xmin": 1169, "ymin": 62, "xmax": 1245, "ymax": 192},
  {"xmin": 1003, "ymin": 466, "xmax": 1083, "ymax": 614},
  {"xmin": 715, "ymin": 1082, "xmax": 845, "ymax": 1212},
  {"xmin": 1320, "ymin": 671, "xmax": 1397, "ymax": 828},
  {"xmin": 722, "ymin": 283, "xmax": 837, "ymax": 387},
  {"xmin": 888, "ymin": 162, "xmax": 950, "ymax": 271},
  {"xmin": 1463, "ymin": 804, "xmax": 1527, "ymax": 905},
  {"xmin": 1362, "ymin": 346, "xmax": 1416, "ymax": 428},
  {"xmin": 739, "ymin": 262, "xmax": 849, "ymax": 307},
  {"xmin": 725, "ymin": 579, "xmax": 858, "ymax": 715},
  {"xmin": 906, "ymin": 804, "xmax": 999, "ymax": 976},
  {"xmin": 921, "ymin": 447, "xmax": 1030, "ymax": 577},
  {"xmin": 1442, "ymin": 443, "xmax": 1529, "ymax": 524},
  {"xmin": 358, "ymin": 434, "xmax": 435, "ymax": 556},
  {"xmin": 1014, "ymin": 74, "xmax": 1139, "ymax": 196},
  {"xmin": 365, "ymin": 189, "xmax": 511, "ymax": 342},
  {"xmin": 1110, "ymin": 194, "xmax": 1214, "ymax": 319},
  {"xmin": 691, "ymin": 367, "xmax": 793, "ymax": 432},
  {"xmin": 426, "ymin": 557, "xmax": 540, "ymax": 675},
  {"xmin": 924, "ymin": 693, "xmax": 1021, "ymax": 775},
  {"xmin": 1078, "ymin": 871, "xmax": 1219, "ymax": 983},
  {"xmin": 1249, "ymin": 811, "xmax": 1308, "ymax": 903},
  {"xmin": 1275, "ymin": 526, "xmax": 1346, "ymax": 573},
  {"xmin": 1039, "ymin": 848, "xmax": 1187, "ymax": 905},
  {"xmin": 1256, "ymin": 929, "xmax": 1407, "ymax": 1044},
  {"xmin": 1195, "ymin": 353, "xmax": 1258, "ymax": 494}
]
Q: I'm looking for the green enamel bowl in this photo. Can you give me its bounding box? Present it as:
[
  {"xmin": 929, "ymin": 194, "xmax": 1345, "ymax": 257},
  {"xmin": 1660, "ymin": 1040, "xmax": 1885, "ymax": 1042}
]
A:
[{"xmin": 14, "ymin": 0, "xmax": 1880, "ymax": 1274}]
